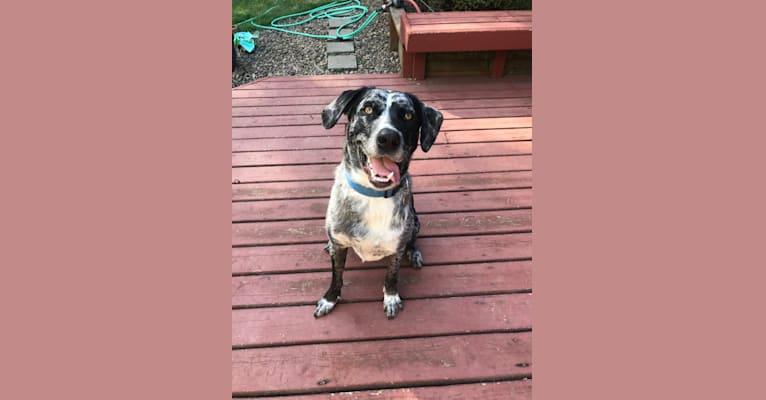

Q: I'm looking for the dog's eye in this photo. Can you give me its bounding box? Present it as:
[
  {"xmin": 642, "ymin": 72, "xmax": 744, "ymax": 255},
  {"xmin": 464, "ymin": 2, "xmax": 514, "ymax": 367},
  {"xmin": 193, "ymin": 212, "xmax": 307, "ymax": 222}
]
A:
[
  {"xmin": 363, "ymin": 106, "xmax": 374, "ymax": 114},
  {"xmin": 404, "ymin": 112, "xmax": 413, "ymax": 120}
]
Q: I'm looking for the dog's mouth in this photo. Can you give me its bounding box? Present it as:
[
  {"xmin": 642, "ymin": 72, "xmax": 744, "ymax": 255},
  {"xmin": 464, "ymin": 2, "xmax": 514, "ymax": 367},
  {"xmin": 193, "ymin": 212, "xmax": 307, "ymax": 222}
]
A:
[{"xmin": 363, "ymin": 155, "xmax": 401, "ymax": 188}]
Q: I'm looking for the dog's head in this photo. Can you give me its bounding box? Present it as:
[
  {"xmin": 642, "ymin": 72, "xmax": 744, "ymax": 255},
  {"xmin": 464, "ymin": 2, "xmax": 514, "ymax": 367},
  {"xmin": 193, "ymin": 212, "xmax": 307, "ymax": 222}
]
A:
[{"xmin": 322, "ymin": 87, "xmax": 443, "ymax": 189}]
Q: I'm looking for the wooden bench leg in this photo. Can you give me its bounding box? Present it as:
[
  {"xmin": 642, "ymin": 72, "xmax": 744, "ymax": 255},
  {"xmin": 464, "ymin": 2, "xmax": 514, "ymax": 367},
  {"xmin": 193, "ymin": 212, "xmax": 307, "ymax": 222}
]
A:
[
  {"xmin": 491, "ymin": 50, "xmax": 507, "ymax": 78},
  {"xmin": 412, "ymin": 53, "xmax": 426, "ymax": 80},
  {"xmin": 388, "ymin": 13, "xmax": 398, "ymax": 52},
  {"xmin": 401, "ymin": 47, "xmax": 426, "ymax": 80},
  {"xmin": 401, "ymin": 48, "xmax": 413, "ymax": 78}
]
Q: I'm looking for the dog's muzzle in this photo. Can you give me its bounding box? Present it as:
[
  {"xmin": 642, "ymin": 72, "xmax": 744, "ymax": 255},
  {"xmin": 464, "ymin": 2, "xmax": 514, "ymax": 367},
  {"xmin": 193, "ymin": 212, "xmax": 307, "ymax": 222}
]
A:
[
  {"xmin": 363, "ymin": 128, "xmax": 404, "ymax": 186},
  {"xmin": 375, "ymin": 128, "xmax": 401, "ymax": 153}
]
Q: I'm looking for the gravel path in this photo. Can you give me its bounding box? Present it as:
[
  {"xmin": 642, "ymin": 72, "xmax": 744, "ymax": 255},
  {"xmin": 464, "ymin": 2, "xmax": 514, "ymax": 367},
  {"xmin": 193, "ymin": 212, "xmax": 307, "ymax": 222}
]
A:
[{"xmin": 232, "ymin": 0, "xmax": 400, "ymax": 88}]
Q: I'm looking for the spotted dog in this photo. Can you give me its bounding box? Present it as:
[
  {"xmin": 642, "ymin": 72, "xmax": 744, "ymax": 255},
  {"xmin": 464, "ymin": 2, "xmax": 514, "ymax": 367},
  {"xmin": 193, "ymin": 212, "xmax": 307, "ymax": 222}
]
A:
[{"xmin": 313, "ymin": 87, "xmax": 443, "ymax": 319}]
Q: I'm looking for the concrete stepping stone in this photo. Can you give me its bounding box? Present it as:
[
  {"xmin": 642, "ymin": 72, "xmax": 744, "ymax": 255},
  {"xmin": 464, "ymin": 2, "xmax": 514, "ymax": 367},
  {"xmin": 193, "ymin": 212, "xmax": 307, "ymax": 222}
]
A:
[
  {"xmin": 328, "ymin": 18, "xmax": 352, "ymax": 28},
  {"xmin": 326, "ymin": 17, "xmax": 357, "ymax": 70},
  {"xmin": 328, "ymin": 54, "xmax": 357, "ymax": 70},
  {"xmin": 327, "ymin": 41, "xmax": 355, "ymax": 54}
]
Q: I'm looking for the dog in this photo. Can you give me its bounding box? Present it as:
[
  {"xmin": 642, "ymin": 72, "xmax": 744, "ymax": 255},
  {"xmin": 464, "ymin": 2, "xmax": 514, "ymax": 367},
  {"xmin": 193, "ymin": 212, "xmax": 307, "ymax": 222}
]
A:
[{"xmin": 313, "ymin": 87, "xmax": 443, "ymax": 319}]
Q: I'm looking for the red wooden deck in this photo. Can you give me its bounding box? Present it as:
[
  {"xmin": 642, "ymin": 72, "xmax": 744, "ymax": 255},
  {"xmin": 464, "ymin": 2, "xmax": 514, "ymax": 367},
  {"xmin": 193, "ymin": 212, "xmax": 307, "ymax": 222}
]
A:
[{"xmin": 232, "ymin": 73, "xmax": 532, "ymax": 398}]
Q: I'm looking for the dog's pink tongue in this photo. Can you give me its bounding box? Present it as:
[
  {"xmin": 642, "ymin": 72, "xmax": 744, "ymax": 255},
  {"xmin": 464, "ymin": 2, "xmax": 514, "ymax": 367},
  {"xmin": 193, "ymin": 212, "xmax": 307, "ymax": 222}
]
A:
[{"xmin": 369, "ymin": 157, "xmax": 400, "ymax": 183}]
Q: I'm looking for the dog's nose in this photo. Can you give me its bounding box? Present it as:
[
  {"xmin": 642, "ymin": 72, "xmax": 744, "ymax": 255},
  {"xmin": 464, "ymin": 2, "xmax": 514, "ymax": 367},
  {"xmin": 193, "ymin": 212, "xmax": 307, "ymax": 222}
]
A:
[{"xmin": 376, "ymin": 129, "xmax": 401, "ymax": 152}]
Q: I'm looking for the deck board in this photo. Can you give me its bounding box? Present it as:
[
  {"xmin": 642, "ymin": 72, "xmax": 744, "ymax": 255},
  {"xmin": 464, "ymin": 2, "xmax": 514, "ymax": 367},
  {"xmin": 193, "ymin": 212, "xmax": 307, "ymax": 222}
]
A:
[
  {"xmin": 232, "ymin": 188, "xmax": 532, "ymax": 222},
  {"xmin": 232, "ymin": 155, "xmax": 532, "ymax": 183},
  {"xmin": 232, "ymin": 105, "xmax": 531, "ymax": 122},
  {"xmin": 232, "ymin": 87, "xmax": 531, "ymax": 106},
  {"xmin": 232, "ymin": 115, "xmax": 533, "ymax": 131},
  {"xmin": 232, "ymin": 81, "xmax": 522, "ymax": 98},
  {"xmin": 232, "ymin": 332, "xmax": 531, "ymax": 396},
  {"xmin": 231, "ymin": 129, "xmax": 532, "ymax": 153},
  {"xmin": 231, "ymin": 119, "xmax": 533, "ymax": 139},
  {"xmin": 233, "ymin": 232, "xmax": 531, "ymax": 275},
  {"xmin": 232, "ymin": 261, "xmax": 531, "ymax": 308},
  {"xmin": 232, "ymin": 170, "xmax": 532, "ymax": 201},
  {"xmin": 232, "ymin": 141, "xmax": 532, "ymax": 167},
  {"xmin": 232, "ymin": 74, "xmax": 532, "ymax": 398},
  {"xmin": 232, "ymin": 97, "xmax": 532, "ymax": 116},
  {"xmin": 254, "ymin": 380, "xmax": 531, "ymax": 400},
  {"xmin": 233, "ymin": 294, "xmax": 531, "ymax": 347},
  {"xmin": 232, "ymin": 209, "xmax": 531, "ymax": 247}
]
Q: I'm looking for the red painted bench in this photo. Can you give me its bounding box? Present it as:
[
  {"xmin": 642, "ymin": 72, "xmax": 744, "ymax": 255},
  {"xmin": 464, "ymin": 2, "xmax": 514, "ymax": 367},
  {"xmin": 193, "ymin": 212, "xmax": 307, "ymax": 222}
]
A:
[{"xmin": 399, "ymin": 10, "xmax": 532, "ymax": 80}]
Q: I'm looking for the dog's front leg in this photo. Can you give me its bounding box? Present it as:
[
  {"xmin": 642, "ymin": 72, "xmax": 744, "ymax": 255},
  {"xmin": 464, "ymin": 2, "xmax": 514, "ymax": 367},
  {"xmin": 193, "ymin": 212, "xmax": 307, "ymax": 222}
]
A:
[
  {"xmin": 383, "ymin": 253, "xmax": 404, "ymax": 319},
  {"xmin": 314, "ymin": 241, "xmax": 348, "ymax": 318}
]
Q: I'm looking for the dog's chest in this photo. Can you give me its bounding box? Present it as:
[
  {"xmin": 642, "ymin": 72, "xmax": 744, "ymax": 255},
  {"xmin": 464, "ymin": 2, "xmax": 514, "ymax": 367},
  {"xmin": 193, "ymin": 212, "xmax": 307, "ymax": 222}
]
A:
[{"xmin": 333, "ymin": 196, "xmax": 405, "ymax": 262}]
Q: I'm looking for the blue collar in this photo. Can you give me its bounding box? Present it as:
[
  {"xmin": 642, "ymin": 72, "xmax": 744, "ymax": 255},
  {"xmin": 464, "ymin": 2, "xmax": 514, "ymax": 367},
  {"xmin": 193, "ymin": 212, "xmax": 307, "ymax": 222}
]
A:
[{"xmin": 344, "ymin": 170, "xmax": 403, "ymax": 198}]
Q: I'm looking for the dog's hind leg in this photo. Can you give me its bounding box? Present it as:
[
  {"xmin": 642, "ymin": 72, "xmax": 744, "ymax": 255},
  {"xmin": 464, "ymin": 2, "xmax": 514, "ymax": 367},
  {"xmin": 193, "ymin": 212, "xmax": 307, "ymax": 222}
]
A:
[
  {"xmin": 314, "ymin": 238, "xmax": 348, "ymax": 318},
  {"xmin": 405, "ymin": 203, "xmax": 424, "ymax": 269},
  {"xmin": 383, "ymin": 253, "xmax": 405, "ymax": 319}
]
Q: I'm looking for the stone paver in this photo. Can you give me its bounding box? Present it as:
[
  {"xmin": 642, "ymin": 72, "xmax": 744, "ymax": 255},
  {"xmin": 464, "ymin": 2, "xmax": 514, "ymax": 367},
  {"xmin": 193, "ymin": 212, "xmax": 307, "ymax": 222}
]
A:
[
  {"xmin": 326, "ymin": 18, "xmax": 357, "ymax": 70},
  {"xmin": 328, "ymin": 18, "xmax": 352, "ymax": 28},
  {"xmin": 328, "ymin": 54, "xmax": 357, "ymax": 70},
  {"xmin": 327, "ymin": 41, "xmax": 355, "ymax": 54}
]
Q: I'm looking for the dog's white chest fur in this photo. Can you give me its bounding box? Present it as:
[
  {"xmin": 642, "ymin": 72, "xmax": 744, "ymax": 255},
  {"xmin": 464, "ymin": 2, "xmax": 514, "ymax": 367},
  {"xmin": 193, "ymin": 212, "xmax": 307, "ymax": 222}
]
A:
[{"xmin": 333, "ymin": 195, "xmax": 404, "ymax": 262}]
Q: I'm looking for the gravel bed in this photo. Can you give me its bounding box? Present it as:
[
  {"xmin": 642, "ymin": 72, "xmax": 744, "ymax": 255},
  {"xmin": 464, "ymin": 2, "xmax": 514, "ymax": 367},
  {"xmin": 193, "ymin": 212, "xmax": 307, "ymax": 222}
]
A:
[{"xmin": 232, "ymin": 0, "xmax": 401, "ymax": 88}]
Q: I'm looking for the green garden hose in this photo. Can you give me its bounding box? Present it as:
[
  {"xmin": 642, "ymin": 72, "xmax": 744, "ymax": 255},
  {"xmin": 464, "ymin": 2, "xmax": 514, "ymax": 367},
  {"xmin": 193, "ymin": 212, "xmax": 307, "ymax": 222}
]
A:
[{"xmin": 234, "ymin": 0, "xmax": 388, "ymax": 41}]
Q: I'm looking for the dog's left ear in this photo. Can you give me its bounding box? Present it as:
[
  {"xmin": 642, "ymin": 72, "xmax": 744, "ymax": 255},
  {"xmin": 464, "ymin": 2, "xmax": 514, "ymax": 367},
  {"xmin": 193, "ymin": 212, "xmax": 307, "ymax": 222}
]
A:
[
  {"xmin": 418, "ymin": 103, "xmax": 443, "ymax": 153},
  {"xmin": 321, "ymin": 86, "xmax": 371, "ymax": 129}
]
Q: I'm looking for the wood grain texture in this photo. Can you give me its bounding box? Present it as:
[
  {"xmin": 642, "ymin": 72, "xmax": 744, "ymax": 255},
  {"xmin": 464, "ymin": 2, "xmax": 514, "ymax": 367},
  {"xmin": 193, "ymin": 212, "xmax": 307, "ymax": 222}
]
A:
[
  {"xmin": 231, "ymin": 97, "xmax": 531, "ymax": 117},
  {"xmin": 232, "ymin": 232, "xmax": 532, "ymax": 275},
  {"xmin": 402, "ymin": 11, "xmax": 532, "ymax": 53},
  {"xmin": 231, "ymin": 116, "xmax": 532, "ymax": 139},
  {"xmin": 232, "ymin": 141, "xmax": 532, "ymax": 167},
  {"xmin": 232, "ymin": 332, "xmax": 532, "ymax": 396},
  {"xmin": 403, "ymin": 11, "xmax": 531, "ymax": 19},
  {"xmin": 253, "ymin": 380, "xmax": 531, "ymax": 400},
  {"xmin": 232, "ymin": 155, "xmax": 532, "ymax": 183},
  {"xmin": 233, "ymin": 114, "xmax": 531, "ymax": 131},
  {"xmin": 232, "ymin": 105, "xmax": 531, "ymax": 122},
  {"xmin": 232, "ymin": 170, "xmax": 532, "ymax": 201},
  {"xmin": 231, "ymin": 126, "xmax": 531, "ymax": 147},
  {"xmin": 232, "ymin": 209, "xmax": 531, "ymax": 247},
  {"xmin": 233, "ymin": 82, "xmax": 520, "ymax": 99},
  {"xmin": 233, "ymin": 294, "xmax": 531, "ymax": 347},
  {"xmin": 232, "ymin": 261, "xmax": 531, "ymax": 308},
  {"xmin": 232, "ymin": 188, "xmax": 532, "ymax": 222},
  {"xmin": 232, "ymin": 87, "xmax": 532, "ymax": 104}
]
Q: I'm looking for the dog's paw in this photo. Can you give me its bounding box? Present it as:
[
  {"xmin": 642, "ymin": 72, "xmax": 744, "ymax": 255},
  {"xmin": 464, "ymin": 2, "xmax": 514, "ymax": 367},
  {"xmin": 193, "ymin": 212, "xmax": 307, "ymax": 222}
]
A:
[
  {"xmin": 409, "ymin": 248, "xmax": 424, "ymax": 269},
  {"xmin": 383, "ymin": 292, "xmax": 404, "ymax": 319},
  {"xmin": 314, "ymin": 298, "xmax": 337, "ymax": 318}
]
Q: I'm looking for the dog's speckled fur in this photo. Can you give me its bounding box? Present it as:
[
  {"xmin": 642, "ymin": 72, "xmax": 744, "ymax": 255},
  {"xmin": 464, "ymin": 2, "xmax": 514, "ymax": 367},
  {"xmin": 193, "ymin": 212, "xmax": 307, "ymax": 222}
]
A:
[{"xmin": 313, "ymin": 87, "xmax": 443, "ymax": 319}]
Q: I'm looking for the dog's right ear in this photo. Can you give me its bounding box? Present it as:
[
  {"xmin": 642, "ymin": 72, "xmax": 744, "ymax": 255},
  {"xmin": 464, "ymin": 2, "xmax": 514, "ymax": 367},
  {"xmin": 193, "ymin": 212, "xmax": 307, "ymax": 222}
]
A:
[{"xmin": 321, "ymin": 87, "xmax": 371, "ymax": 129}]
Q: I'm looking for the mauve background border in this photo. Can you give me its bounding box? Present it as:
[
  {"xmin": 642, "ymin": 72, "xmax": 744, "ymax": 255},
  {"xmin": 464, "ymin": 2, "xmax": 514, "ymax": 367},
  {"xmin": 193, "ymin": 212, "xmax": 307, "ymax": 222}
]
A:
[{"xmin": 1, "ymin": 1, "xmax": 764, "ymax": 399}]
